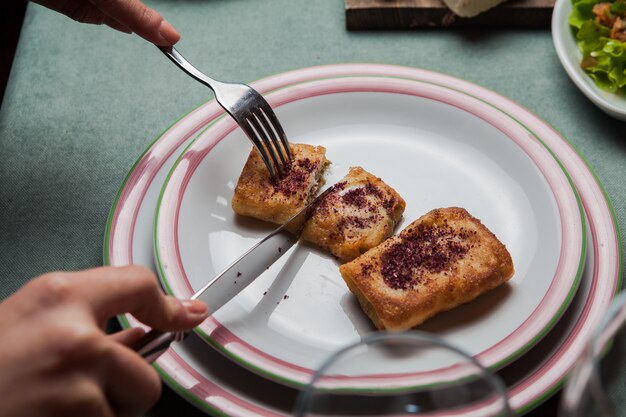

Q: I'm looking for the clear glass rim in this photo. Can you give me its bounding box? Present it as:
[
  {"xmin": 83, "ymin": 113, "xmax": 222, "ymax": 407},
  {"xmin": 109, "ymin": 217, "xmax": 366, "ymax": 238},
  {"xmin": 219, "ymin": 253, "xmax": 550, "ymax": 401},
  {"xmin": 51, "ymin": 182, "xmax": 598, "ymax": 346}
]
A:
[{"xmin": 293, "ymin": 330, "xmax": 512, "ymax": 417}]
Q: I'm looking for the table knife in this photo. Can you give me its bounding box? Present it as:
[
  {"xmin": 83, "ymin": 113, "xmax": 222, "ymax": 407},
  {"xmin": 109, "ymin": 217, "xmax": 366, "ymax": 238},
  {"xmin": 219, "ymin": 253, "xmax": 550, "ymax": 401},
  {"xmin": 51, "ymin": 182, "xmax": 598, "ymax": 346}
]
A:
[{"xmin": 132, "ymin": 181, "xmax": 338, "ymax": 362}]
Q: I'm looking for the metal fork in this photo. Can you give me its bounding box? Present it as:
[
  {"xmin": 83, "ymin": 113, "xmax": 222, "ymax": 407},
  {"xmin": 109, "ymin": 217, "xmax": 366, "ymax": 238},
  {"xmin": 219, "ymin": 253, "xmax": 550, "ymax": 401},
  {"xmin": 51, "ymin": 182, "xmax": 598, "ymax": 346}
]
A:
[{"xmin": 158, "ymin": 46, "xmax": 292, "ymax": 181}]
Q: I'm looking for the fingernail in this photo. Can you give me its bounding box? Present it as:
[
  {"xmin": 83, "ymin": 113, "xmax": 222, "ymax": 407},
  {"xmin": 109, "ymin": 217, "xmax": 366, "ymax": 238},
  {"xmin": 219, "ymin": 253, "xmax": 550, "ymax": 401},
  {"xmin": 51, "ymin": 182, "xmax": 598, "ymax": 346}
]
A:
[
  {"xmin": 181, "ymin": 299, "xmax": 208, "ymax": 316},
  {"xmin": 158, "ymin": 20, "xmax": 180, "ymax": 45}
]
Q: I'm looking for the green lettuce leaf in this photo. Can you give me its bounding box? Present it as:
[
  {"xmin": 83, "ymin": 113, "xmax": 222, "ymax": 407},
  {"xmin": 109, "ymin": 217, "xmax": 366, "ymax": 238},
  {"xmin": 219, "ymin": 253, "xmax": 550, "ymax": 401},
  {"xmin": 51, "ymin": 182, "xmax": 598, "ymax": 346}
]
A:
[
  {"xmin": 570, "ymin": 3, "xmax": 626, "ymax": 93},
  {"xmin": 576, "ymin": 20, "xmax": 610, "ymax": 54},
  {"xmin": 570, "ymin": 0, "xmax": 603, "ymax": 28}
]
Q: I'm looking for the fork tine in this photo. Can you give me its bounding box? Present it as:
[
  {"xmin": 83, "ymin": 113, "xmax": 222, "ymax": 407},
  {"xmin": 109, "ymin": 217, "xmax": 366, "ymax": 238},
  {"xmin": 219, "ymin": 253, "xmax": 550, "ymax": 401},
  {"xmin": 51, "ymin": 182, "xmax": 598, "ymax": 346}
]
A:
[
  {"xmin": 240, "ymin": 119, "xmax": 279, "ymax": 182},
  {"xmin": 248, "ymin": 114, "xmax": 284, "ymax": 178},
  {"xmin": 156, "ymin": 46, "xmax": 290, "ymax": 177},
  {"xmin": 260, "ymin": 104, "xmax": 292, "ymax": 162},
  {"xmin": 254, "ymin": 110, "xmax": 289, "ymax": 175}
]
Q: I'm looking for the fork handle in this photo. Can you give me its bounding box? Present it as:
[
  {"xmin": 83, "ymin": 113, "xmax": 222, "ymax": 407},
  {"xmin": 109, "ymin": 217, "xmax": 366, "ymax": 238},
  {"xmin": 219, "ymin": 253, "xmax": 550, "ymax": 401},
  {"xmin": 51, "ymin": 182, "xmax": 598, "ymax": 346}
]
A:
[
  {"xmin": 133, "ymin": 328, "xmax": 188, "ymax": 363},
  {"xmin": 157, "ymin": 46, "xmax": 219, "ymax": 92}
]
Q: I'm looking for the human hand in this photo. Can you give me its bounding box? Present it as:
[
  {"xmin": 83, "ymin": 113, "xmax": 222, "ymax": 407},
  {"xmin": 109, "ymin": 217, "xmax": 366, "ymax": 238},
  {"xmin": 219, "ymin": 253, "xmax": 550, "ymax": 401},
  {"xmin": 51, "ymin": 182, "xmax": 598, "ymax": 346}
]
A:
[
  {"xmin": 0, "ymin": 266, "xmax": 208, "ymax": 417},
  {"xmin": 30, "ymin": 0, "xmax": 180, "ymax": 45}
]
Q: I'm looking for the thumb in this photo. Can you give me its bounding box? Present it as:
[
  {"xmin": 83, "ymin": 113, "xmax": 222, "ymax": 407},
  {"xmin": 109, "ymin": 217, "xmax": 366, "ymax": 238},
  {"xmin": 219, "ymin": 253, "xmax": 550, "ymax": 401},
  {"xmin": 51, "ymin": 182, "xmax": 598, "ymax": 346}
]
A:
[{"xmin": 69, "ymin": 266, "xmax": 208, "ymax": 331}]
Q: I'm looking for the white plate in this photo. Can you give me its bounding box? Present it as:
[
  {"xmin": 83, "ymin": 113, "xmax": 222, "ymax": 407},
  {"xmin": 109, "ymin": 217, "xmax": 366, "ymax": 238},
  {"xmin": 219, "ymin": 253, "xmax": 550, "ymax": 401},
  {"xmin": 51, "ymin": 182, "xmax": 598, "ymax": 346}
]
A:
[
  {"xmin": 104, "ymin": 64, "xmax": 620, "ymax": 416},
  {"xmin": 153, "ymin": 75, "xmax": 585, "ymax": 388},
  {"xmin": 552, "ymin": 0, "xmax": 626, "ymax": 120}
]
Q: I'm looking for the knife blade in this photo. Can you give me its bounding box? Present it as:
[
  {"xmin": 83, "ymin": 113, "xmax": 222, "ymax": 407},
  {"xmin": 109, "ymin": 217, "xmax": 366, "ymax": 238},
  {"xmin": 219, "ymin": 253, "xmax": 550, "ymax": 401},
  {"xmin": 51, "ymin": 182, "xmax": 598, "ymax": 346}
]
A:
[
  {"xmin": 134, "ymin": 180, "xmax": 340, "ymax": 362},
  {"xmin": 193, "ymin": 202, "xmax": 304, "ymax": 316}
]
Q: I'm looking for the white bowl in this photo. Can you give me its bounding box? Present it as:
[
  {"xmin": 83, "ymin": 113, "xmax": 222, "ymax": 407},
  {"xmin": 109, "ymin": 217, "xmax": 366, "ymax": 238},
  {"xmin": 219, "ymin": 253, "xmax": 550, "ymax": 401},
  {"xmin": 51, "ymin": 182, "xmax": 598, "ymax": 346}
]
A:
[{"xmin": 551, "ymin": 0, "xmax": 626, "ymax": 120}]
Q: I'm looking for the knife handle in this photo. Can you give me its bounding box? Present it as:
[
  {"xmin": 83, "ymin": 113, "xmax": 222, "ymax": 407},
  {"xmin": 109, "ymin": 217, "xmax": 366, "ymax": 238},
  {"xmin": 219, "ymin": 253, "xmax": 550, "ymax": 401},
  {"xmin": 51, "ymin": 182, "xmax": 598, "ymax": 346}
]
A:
[{"xmin": 133, "ymin": 329, "xmax": 188, "ymax": 363}]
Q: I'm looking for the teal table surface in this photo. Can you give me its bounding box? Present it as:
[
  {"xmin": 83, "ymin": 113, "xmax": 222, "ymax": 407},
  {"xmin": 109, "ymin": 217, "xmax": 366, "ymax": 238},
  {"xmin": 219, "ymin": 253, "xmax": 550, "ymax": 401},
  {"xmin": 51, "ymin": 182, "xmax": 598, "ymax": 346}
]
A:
[{"xmin": 1, "ymin": 1, "xmax": 625, "ymax": 416}]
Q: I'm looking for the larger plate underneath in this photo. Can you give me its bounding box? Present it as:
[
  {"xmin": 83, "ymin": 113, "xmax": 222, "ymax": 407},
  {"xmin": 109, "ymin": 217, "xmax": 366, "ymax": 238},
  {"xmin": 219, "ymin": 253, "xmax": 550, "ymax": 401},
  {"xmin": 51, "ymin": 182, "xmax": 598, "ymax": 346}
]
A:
[{"xmin": 105, "ymin": 64, "xmax": 619, "ymax": 416}]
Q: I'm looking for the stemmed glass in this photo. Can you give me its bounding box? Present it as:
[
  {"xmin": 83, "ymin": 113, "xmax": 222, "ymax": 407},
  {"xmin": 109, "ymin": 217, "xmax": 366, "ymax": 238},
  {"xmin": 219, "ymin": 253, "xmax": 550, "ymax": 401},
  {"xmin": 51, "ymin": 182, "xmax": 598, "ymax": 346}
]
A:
[
  {"xmin": 560, "ymin": 291, "xmax": 626, "ymax": 417},
  {"xmin": 294, "ymin": 331, "xmax": 512, "ymax": 417}
]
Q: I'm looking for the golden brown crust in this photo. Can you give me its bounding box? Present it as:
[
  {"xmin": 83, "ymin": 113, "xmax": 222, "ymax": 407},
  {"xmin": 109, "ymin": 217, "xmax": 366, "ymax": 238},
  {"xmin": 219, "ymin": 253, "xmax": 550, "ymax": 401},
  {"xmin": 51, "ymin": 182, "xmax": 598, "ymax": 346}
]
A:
[
  {"xmin": 339, "ymin": 207, "xmax": 515, "ymax": 330},
  {"xmin": 232, "ymin": 143, "xmax": 329, "ymax": 225},
  {"xmin": 301, "ymin": 167, "xmax": 406, "ymax": 261}
]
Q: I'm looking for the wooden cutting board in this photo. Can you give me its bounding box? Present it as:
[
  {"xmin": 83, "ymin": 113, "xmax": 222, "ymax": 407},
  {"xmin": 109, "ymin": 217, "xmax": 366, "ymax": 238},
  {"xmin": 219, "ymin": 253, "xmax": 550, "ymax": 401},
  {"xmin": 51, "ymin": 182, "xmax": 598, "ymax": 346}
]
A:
[{"xmin": 346, "ymin": 0, "xmax": 555, "ymax": 29}]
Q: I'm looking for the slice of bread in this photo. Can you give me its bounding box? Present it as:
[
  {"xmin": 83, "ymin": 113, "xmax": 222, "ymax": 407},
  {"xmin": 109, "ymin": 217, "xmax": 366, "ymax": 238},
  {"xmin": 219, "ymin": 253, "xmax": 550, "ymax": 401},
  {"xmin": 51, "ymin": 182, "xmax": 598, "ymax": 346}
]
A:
[
  {"xmin": 301, "ymin": 167, "xmax": 406, "ymax": 261},
  {"xmin": 232, "ymin": 143, "xmax": 329, "ymax": 225},
  {"xmin": 339, "ymin": 207, "xmax": 514, "ymax": 330}
]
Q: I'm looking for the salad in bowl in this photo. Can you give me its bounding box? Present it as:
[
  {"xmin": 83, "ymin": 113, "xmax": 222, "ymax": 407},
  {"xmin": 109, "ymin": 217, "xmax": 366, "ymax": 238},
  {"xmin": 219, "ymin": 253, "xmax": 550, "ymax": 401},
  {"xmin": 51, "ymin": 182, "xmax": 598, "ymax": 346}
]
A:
[
  {"xmin": 552, "ymin": 0, "xmax": 626, "ymax": 119},
  {"xmin": 570, "ymin": 0, "xmax": 626, "ymax": 93}
]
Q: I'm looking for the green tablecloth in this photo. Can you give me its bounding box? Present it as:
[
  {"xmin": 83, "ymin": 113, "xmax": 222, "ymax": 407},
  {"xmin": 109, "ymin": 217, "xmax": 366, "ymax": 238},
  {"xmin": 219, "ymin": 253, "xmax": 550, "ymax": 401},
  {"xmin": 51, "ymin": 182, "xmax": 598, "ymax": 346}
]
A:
[{"xmin": 1, "ymin": 0, "xmax": 624, "ymax": 416}]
